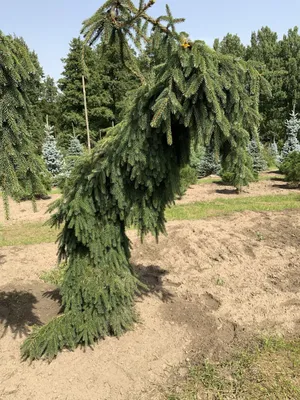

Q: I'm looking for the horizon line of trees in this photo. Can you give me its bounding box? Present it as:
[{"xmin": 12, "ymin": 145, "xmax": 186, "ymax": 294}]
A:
[
  {"xmin": 39, "ymin": 25, "xmax": 300, "ymax": 151},
  {"xmin": 1, "ymin": 23, "xmax": 300, "ymax": 201}
]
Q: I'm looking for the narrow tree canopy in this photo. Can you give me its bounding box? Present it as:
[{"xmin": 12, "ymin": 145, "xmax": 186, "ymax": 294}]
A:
[{"xmin": 0, "ymin": 32, "xmax": 49, "ymax": 217}]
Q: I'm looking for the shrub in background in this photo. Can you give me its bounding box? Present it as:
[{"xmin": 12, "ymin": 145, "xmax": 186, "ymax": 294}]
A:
[
  {"xmin": 280, "ymin": 110, "xmax": 300, "ymax": 162},
  {"xmin": 56, "ymin": 135, "xmax": 84, "ymax": 190},
  {"xmin": 178, "ymin": 165, "xmax": 198, "ymax": 198},
  {"xmin": 248, "ymin": 139, "xmax": 267, "ymax": 172},
  {"xmin": 268, "ymin": 140, "xmax": 280, "ymax": 166},
  {"xmin": 197, "ymin": 147, "xmax": 221, "ymax": 177},
  {"xmin": 42, "ymin": 124, "xmax": 64, "ymax": 178},
  {"xmin": 280, "ymin": 151, "xmax": 300, "ymax": 186}
]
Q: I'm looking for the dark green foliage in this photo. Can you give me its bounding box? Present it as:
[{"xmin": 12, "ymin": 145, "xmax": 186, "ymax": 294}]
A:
[
  {"xmin": 280, "ymin": 151, "xmax": 300, "ymax": 185},
  {"xmin": 20, "ymin": 169, "xmax": 52, "ymax": 201},
  {"xmin": 213, "ymin": 34, "xmax": 246, "ymax": 58},
  {"xmin": 189, "ymin": 142, "xmax": 205, "ymax": 170},
  {"xmin": 178, "ymin": 166, "xmax": 198, "ymax": 198},
  {"xmin": 57, "ymin": 135, "xmax": 84, "ymax": 190},
  {"xmin": 58, "ymin": 38, "xmax": 94, "ymax": 146},
  {"xmin": 261, "ymin": 145, "xmax": 276, "ymax": 168},
  {"xmin": 248, "ymin": 138, "xmax": 267, "ymax": 172},
  {"xmin": 21, "ymin": 0, "xmax": 265, "ymax": 360},
  {"xmin": 216, "ymin": 26, "xmax": 300, "ymax": 143},
  {"xmin": 246, "ymin": 27, "xmax": 287, "ymax": 143},
  {"xmin": 280, "ymin": 27, "xmax": 300, "ymax": 115},
  {"xmin": 58, "ymin": 38, "xmax": 137, "ymax": 147},
  {"xmin": 39, "ymin": 76, "xmax": 60, "ymax": 128},
  {"xmin": 0, "ymin": 32, "xmax": 50, "ymax": 217},
  {"xmin": 220, "ymin": 170, "xmax": 234, "ymax": 185}
]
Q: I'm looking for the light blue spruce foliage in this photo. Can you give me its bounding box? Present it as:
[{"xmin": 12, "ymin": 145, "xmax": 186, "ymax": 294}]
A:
[
  {"xmin": 280, "ymin": 110, "xmax": 300, "ymax": 162},
  {"xmin": 197, "ymin": 146, "xmax": 221, "ymax": 177},
  {"xmin": 65, "ymin": 135, "xmax": 84, "ymax": 176},
  {"xmin": 42, "ymin": 124, "xmax": 64, "ymax": 176},
  {"xmin": 269, "ymin": 140, "xmax": 280, "ymax": 165},
  {"xmin": 248, "ymin": 138, "xmax": 267, "ymax": 172}
]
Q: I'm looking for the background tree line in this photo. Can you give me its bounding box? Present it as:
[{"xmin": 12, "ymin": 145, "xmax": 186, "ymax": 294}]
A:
[
  {"xmin": 214, "ymin": 26, "xmax": 300, "ymax": 145},
  {"xmin": 36, "ymin": 26, "xmax": 300, "ymax": 150},
  {"xmin": 13, "ymin": 25, "xmax": 300, "ymax": 152},
  {"xmin": 2, "ymin": 23, "xmax": 300, "ymax": 207}
]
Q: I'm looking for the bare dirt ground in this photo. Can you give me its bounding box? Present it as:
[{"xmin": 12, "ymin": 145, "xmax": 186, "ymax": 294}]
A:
[
  {"xmin": 177, "ymin": 172, "xmax": 297, "ymax": 204},
  {"xmin": 0, "ymin": 194, "xmax": 61, "ymax": 226},
  {"xmin": 0, "ymin": 180, "xmax": 300, "ymax": 399},
  {"xmin": 0, "ymin": 173, "xmax": 294, "ymax": 226}
]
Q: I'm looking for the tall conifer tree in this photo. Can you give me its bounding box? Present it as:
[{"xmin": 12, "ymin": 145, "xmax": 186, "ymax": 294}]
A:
[
  {"xmin": 58, "ymin": 38, "xmax": 137, "ymax": 146},
  {"xmin": 22, "ymin": 0, "xmax": 267, "ymax": 360},
  {"xmin": 0, "ymin": 32, "xmax": 49, "ymax": 217},
  {"xmin": 281, "ymin": 109, "xmax": 300, "ymax": 161}
]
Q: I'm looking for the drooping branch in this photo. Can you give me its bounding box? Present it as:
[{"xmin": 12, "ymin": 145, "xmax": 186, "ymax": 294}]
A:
[{"xmin": 21, "ymin": 1, "xmax": 268, "ymax": 361}]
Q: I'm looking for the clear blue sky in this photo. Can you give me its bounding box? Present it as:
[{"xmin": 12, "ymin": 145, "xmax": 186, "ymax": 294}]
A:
[{"xmin": 2, "ymin": 0, "xmax": 300, "ymax": 81}]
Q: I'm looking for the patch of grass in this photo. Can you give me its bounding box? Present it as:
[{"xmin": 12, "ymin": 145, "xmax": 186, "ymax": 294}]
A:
[
  {"xmin": 259, "ymin": 174, "xmax": 284, "ymax": 182},
  {"xmin": 167, "ymin": 336, "xmax": 300, "ymax": 399},
  {"xmin": 255, "ymin": 231, "xmax": 265, "ymax": 241},
  {"xmin": 196, "ymin": 172, "xmax": 284, "ymax": 185},
  {"xmin": 51, "ymin": 187, "xmax": 61, "ymax": 195},
  {"xmin": 166, "ymin": 194, "xmax": 300, "ymax": 221},
  {"xmin": 40, "ymin": 262, "xmax": 67, "ymax": 286},
  {"xmin": 0, "ymin": 222, "xmax": 58, "ymax": 247},
  {"xmin": 197, "ymin": 177, "xmax": 222, "ymax": 185},
  {"xmin": 1, "ymin": 194, "xmax": 299, "ymax": 247},
  {"xmin": 216, "ymin": 277, "xmax": 225, "ymax": 286}
]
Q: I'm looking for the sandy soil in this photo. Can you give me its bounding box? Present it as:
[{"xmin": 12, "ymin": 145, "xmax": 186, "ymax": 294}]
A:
[
  {"xmin": 0, "ymin": 194, "xmax": 61, "ymax": 226},
  {"xmin": 0, "ymin": 180, "xmax": 300, "ymax": 399},
  {"xmin": 177, "ymin": 173, "xmax": 298, "ymax": 204},
  {"xmin": 0, "ymin": 173, "xmax": 297, "ymax": 225}
]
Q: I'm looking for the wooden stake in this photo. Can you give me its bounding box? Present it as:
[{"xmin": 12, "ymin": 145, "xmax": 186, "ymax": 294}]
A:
[{"xmin": 82, "ymin": 75, "xmax": 91, "ymax": 153}]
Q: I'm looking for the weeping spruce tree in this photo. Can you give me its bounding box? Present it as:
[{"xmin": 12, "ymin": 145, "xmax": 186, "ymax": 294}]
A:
[
  {"xmin": 21, "ymin": 0, "xmax": 268, "ymax": 360},
  {"xmin": 0, "ymin": 32, "xmax": 49, "ymax": 218}
]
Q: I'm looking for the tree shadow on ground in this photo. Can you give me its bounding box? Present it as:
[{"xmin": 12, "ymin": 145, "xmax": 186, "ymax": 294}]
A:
[
  {"xmin": 269, "ymin": 177, "xmax": 285, "ymax": 182},
  {"xmin": 42, "ymin": 265, "xmax": 174, "ymax": 304},
  {"xmin": 266, "ymin": 170, "xmax": 281, "ymax": 175},
  {"xmin": 134, "ymin": 264, "xmax": 174, "ymax": 302},
  {"xmin": 43, "ymin": 288, "xmax": 62, "ymax": 304},
  {"xmin": 215, "ymin": 188, "xmax": 238, "ymax": 195},
  {"xmin": 0, "ymin": 290, "xmax": 42, "ymax": 338},
  {"xmin": 272, "ymin": 183, "xmax": 300, "ymax": 190}
]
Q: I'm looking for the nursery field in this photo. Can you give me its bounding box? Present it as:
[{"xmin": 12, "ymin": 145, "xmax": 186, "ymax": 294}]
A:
[{"xmin": 0, "ymin": 174, "xmax": 300, "ymax": 399}]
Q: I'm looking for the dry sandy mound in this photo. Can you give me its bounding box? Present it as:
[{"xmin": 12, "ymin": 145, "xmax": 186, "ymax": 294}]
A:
[{"xmin": 0, "ymin": 210, "xmax": 299, "ymax": 399}]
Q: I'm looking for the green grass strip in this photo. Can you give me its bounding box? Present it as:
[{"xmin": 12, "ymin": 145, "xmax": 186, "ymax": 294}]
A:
[
  {"xmin": 167, "ymin": 336, "xmax": 300, "ymax": 399},
  {"xmin": 0, "ymin": 194, "xmax": 299, "ymax": 247},
  {"xmin": 0, "ymin": 222, "xmax": 58, "ymax": 247},
  {"xmin": 166, "ymin": 193, "xmax": 300, "ymax": 221}
]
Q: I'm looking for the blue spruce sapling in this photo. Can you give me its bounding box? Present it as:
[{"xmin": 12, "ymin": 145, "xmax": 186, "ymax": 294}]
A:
[
  {"xmin": 42, "ymin": 123, "xmax": 64, "ymax": 176},
  {"xmin": 281, "ymin": 109, "xmax": 300, "ymax": 162},
  {"xmin": 197, "ymin": 146, "xmax": 220, "ymax": 177},
  {"xmin": 248, "ymin": 138, "xmax": 267, "ymax": 172}
]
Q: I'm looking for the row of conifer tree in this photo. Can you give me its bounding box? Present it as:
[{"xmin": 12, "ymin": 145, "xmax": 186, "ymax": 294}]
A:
[{"xmin": 2, "ymin": 24, "xmax": 300, "ymax": 197}]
